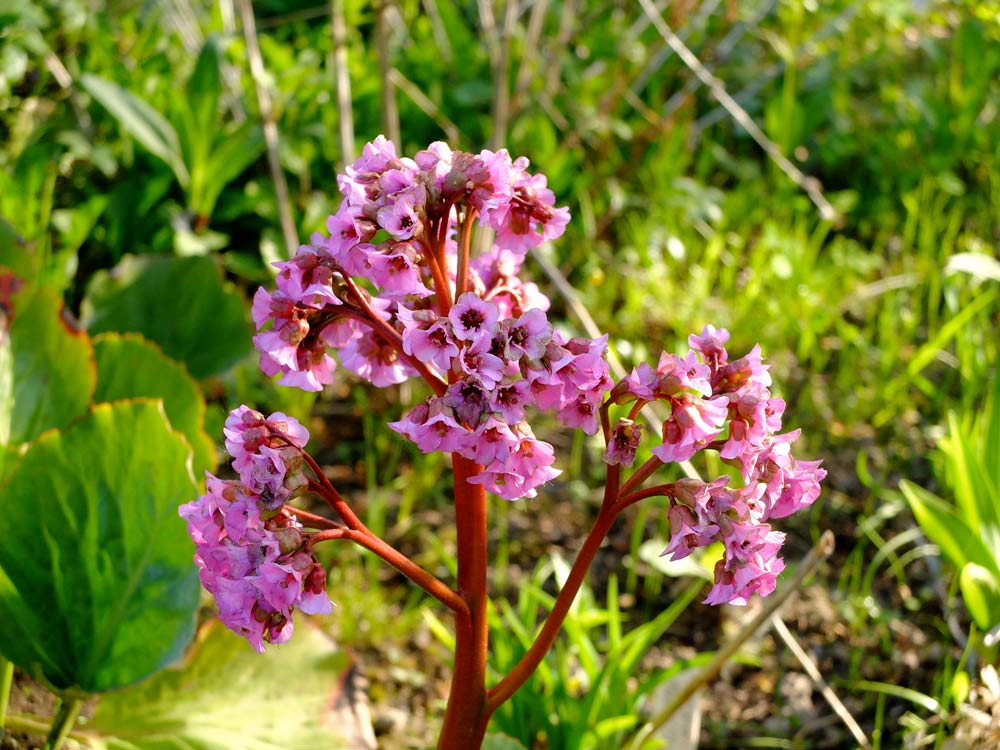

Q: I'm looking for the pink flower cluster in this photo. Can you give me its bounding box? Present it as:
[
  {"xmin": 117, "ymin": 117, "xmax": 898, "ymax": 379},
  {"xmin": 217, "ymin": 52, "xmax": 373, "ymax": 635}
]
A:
[
  {"xmin": 250, "ymin": 137, "xmax": 609, "ymax": 500},
  {"xmin": 251, "ymin": 137, "xmax": 570, "ymax": 394},
  {"xmin": 179, "ymin": 408, "xmax": 332, "ymax": 651},
  {"xmin": 390, "ymin": 294, "xmax": 611, "ymax": 499},
  {"xmin": 614, "ymin": 325, "xmax": 825, "ymax": 605}
]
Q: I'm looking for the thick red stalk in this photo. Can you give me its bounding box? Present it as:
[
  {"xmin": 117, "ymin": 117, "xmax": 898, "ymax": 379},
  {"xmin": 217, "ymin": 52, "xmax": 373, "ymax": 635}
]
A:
[{"xmin": 437, "ymin": 454, "xmax": 490, "ymax": 749}]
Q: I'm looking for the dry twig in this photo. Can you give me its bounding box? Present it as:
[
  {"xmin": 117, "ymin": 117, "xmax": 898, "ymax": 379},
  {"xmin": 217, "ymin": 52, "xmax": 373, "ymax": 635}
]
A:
[
  {"xmin": 236, "ymin": 0, "xmax": 298, "ymax": 258},
  {"xmin": 636, "ymin": 0, "xmax": 838, "ymax": 223}
]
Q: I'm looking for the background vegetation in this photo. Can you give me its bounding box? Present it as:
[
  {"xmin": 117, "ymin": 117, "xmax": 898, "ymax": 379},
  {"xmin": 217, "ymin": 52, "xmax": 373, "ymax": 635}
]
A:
[{"xmin": 2, "ymin": 0, "xmax": 999, "ymax": 747}]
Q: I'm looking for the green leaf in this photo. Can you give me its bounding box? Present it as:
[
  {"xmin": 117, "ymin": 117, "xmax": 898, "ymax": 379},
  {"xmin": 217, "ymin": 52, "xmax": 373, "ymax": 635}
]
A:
[
  {"xmin": 985, "ymin": 371, "xmax": 1000, "ymax": 511},
  {"xmin": 0, "ymin": 400, "xmax": 199, "ymax": 693},
  {"xmin": 901, "ymin": 480, "xmax": 1000, "ymax": 579},
  {"xmin": 81, "ymin": 254, "xmax": 252, "ymax": 379},
  {"xmin": 0, "ymin": 219, "xmax": 34, "ymax": 276},
  {"xmin": 93, "ymin": 333, "xmax": 215, "ymax": 476},
  {"xmin": 1, "ymin": 283, "xmax": 95, "ymax": 445},
  {"xmin": 942, "ymin": 411, "xmax": 992, "ymax": 529},
  {"xmin": 187, "ymin": 36, "xmax": 222, "ymax": 148},
  {"xmin": 80, "ymin": 73, "xmax": 190, "ymax": 187},
  {"xmin": 960, "ymin": 563, "xmax": 1000, "ymax": 632},
  {"xmin": 87, "ymin": 620, "xmax": 362, "ymax": 750},
  {"xmin": 192, "ymin": 122, "xmax": 265, "ymax": 218}
]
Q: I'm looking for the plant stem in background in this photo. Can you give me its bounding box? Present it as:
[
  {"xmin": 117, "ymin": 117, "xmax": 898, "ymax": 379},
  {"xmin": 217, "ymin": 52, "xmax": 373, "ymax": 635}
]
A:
[
  {"xmin": 375, "ymin": 0, "xmax": 401, "ymax": 147},
  {"xmin": 236, "ymin": 0, "xmax": 298, "ymax": 258},
  {"xmin": 488, "ymin": 0, "xmax": 518, "ymax": 150},
  {"xmin": 329, "ymin": 0, "xmax": 355, "ymax": 169},
  {"xmin": 44, "ymin": 697, "xmax": 83, "ymax": 750},
  {"xmin": 636, "ymin": 0, "xmax": 838, "ymax": 224},
  {"xmin": 0, "ymin": 654, "xmax": 13, "ymax": 731}
]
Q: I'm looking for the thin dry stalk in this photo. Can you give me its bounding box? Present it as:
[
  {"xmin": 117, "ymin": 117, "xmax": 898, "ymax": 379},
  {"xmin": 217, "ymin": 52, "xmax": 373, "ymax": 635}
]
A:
[
  {"xmin": 771, "ymin": 613, "xmax": 872, "ymax": 748},
  {"xmin": 658, "ymin": 0, "xmax": 775, "ymax": 120},
  {"xmin": 236, "ymin": 0, "xmax": 298, "ymax": 258},
  {"xmin": 477, "ymin": 0, "xmax": 501, "ymax": 70},
  {"xmin": 511, "ymin": 0, "xmax": 549, "ymax": 110},
  {"xmin": 489, "ymin": 0, "xmax": 519, "ymax": 150},
  {"xmin": 421, "ymin": 0, "xmax": 453, "ymax": 63},
  {"xmin": 388, "ymin": 69, "xmax": 460, "ymax": 144},
  {"xmin": 375, "ymin": 0, "xmax": 401, "ymax": 146},
  {"xmin": 330, "ymin": 0, "xmax": 355, "ymax": 168},
  {"xmin": 636, "ymin": 0, "xmax": 838, "ymax": 223}
]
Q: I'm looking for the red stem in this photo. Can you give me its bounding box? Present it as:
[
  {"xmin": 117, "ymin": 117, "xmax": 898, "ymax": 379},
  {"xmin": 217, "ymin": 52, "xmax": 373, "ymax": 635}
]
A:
[
  {"xmin": 437, "ymin": 454, "xmax": 490, "ymax": 749},
  {"xmin": 454, "ymin": 208, "xmax": 478, "ymax": 299},
  {"xmin": 286, "ymin": 505, "xmax": 341, "ymax": 529},
  {"xmin": 614, "ymin": 482, "xmax": 678, "ymax": 513},
  {"xmin": 484, "ymin": 503, "xmax": 621, "ymax": 716},
  {"xmin": 617, "ymin": 455, "xmax": 664, "ymax": 499},
  {"xmin": 309, "ymin": 528, "xmax": 466, "ymax": 614}
]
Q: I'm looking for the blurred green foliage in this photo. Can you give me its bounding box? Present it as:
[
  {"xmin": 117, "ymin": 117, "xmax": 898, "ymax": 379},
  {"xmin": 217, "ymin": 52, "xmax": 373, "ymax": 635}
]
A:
[{"xmin": 2, "ymin": 0, "xmax": 999, "ymax": 746}]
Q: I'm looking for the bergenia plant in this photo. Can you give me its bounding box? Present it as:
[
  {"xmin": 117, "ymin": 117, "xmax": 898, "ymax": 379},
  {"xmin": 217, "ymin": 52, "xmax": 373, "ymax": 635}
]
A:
[{"xmin": 179, "ymin": 136, "xmax": 826, "ymax": 749}]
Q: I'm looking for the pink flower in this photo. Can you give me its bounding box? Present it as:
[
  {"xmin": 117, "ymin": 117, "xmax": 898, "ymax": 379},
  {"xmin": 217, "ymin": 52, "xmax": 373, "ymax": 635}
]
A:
[
  {"xmin": 449, "ymin": 293, "xmax": 500, "ymax": 342},
  {"xmin": 504, "ymin": 308, "xmax": 551, "ymax": 360},
  {"xmin": 399, "ymin": 307, "xmax": 458, "ymax": 372},
  {"xmin": 457, "ymin": 334, "xmax": 505, "ymax": 387},
  {"xmin": 224, "ymin": 407, "xmax": 309, "ymax": 469},
  {"xmin": 662, "ymin": 504, "xmax": 718, "ymax": 561},
  {"xmin": 363, "ymin": 242, "xmax": 433, "ymax": 299},
  {"xmin": 603, "ymin": 419, "xmax": 643, "ymax": 467},
  {"xmin": 377, "ymin": 192, "xmax": 423, "ymax": 240},
  {"xmin": 688, "ymin": 324, "xmax": 730, "ymax": 379},
  {"xmin": 651, "ymin": 394, "xmax": 729, "ymax": 464},
  {"xmin": 389, "ymin": 398, "xmax": 472, "ymax": 454},
  {"xmin": 465, "ymin": 414, "xmax": 519, "ymax": 466},
  {"xmin": 339, "ymin": 333, "xmax": 417, "ymax": 387},
  {"xmin": 655, "ymin": 350, "xmax": 712, "ymax": 398}
]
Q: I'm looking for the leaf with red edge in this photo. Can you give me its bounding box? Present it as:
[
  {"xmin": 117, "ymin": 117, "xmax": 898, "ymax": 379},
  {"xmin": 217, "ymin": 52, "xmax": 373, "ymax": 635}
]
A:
[{"xmin": 0, "ymin": 280, "xmax": 95, "ymax": 445}]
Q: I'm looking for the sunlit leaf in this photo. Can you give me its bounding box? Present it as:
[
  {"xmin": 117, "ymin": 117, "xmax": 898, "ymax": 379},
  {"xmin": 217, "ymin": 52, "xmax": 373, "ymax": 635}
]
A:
[
  {"xmin": 960, "ymin": 563, "xmax": 1000, "ymax": 632},
  {"xmin": 87, "ymin": 620, "xmax": 365, "ymax": 750},
  {"xmin": 1, "ymin": 282, "xmax": 94, "ymax": 445},
  {"xmin": 901, "ymin": 480, "xmax": 1000, "ymax": 578},
  {"xmin": 0, "ymin": 400, "xmax": 199, "ymax": 692},
  {"xmin": 93, "ymin": 333, "xmax": 215, "ymax": 476}
]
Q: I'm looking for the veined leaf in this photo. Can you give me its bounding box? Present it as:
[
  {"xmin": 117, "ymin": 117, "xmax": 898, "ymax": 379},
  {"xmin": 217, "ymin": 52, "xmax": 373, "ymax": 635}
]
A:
[
  {"xmin": 1, "ymin": 283, "xmax": 95, "ymax": 445},
  {"xmin": 93, "ymin": 333, "xmax": 215, "ymax": 476},
  {"xmin": 81, "ymin": 254, "xmax": 251, "ymax": 379},
  {"xmin": 0, "ymin": 400, "xmax": 199, "ymax": 692}
]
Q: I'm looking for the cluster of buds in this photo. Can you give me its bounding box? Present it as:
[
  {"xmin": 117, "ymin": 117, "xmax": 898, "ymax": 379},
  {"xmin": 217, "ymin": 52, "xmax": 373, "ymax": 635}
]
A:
[
  {"xmin": 609, "ymin": 325, "xmax": 826, "ymax": 604},
  {"xmin": 179, "ymin": 409, "xmax": 332, "ymax": 651}
]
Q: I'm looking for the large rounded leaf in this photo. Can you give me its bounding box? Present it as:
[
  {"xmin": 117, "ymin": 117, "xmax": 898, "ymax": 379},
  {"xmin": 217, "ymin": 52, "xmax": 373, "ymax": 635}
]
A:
[
  {"xmin": 0, "ymin": 282, "xmax": 95, "ymax": 445},
  {"xmin": 81, "ymin": 254, "xmax": 251, "ymax": 379},
  {"xmin": 0, "ymin": 400, "xmax": 200, "ymax": 693},
  {"xmin": 88, "ymin": 621, "xmax": 371, "ymax": 750},
  {"xmin": 93, "ymin": 333, "xmax": 215, "ymax": 475}
]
